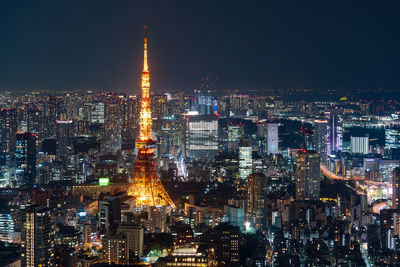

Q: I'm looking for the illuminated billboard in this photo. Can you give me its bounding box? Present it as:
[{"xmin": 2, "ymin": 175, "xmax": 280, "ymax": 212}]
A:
[{"xmin": 99, "ymin": 177, "xmax": 110, "ymax": 186}]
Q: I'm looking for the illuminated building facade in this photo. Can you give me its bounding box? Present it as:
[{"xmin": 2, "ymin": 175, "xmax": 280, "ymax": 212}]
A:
[
  {"xmin": 208, "ymin": 223, "xmax": 240, "ymax": 265},
  {"xmin": 191, "ymin": 90, "xmax": 215, "ymax": 115},
  {"xmin": 186, "ymin": 115, "xmax": 219, "ymax": 159},
  {"xmin": 326, "ymin": 108, "xmax": 343, "ymax": 155},
  {"xmin": 157, "ymin": 245, "xmax": 211, "ymax": 267},
  {"xmin": 393, "ymin": 167, "xmax": 400, "ymax": 210},
  {"xmin": 145, "ymin": 205, "xmax": 167, "ymax": 233},
  {"xmin": 0, "ymin": 108, "xmax": 17, "ymax": 153},
  {"xmin": 127, "ymin": 27, "xmax": 175, "ymax": 208},
  {"xmin": 380, "ymin": 160, "xmax": 400, "ymax": 184},
  {"xmin": 364, "ymin": 157, "xmax": 380, "ymax": 182},
  {"xmin": 103, "ymin": 234, "xmax": 127, "ymax": 264},
  {"xmin": 117, "ymin": 224, "xmax": 144, "ymax": 258},
  {"xmin": 295, "ymin": 150, "xmax": 320, "ymax": 201},
  {"xmin": 0, "ymin": 207, "xmax": 14, "ymax": 243},
  {"xmin": 104, "ymin": 104, "xmax": 122, "ymax": 153},
  {"xmin": 15, "ymin": 132, "xmax": 37, "ymax": 186},
  {"xmin": 21, "ymin": 205, "xmax": 55, "ymax": 267},
  {"xmin": 91, "ymin": 102, "xmax": 105, "ymax": 124},
  {"xmin": 247, "ymin": 173, "xmax": 268, "ymax": 230},
  {"xmin": 56, "ymin": 119, "xmax": 73, "ymax": 159},
  {"xmin": 266, "ymin": 123, "xmax": 279, "ymax": 155},
  {"xmin": 227, "ymin": 124, "xmax": 244, "ymax": 152},
  {"xmin": 385, "ymin": 128, "xmax": 400, "ymax": 149},
  {"xmin": 239, "ymin": 140, "xmax": 252, "ymax": 180},
  {"xmin": 151, "ymin": 94, "xmax": 168, "ymax": 119},
  {"xmin": 350, "ymin": 136, "xmax": 369, "ymax": 154},
  {"xmin": 314, "ymin": 120, "xmax": 328, "ymax": 162}
]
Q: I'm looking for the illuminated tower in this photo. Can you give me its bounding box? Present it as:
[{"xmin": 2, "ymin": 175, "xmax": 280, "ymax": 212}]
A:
[{"xmin": 128, "ymin": 27, "xmax": 175, "ymax": 209}]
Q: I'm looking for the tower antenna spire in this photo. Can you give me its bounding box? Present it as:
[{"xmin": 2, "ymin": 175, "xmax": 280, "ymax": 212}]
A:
[{"xmin": 128, "ymin": 27, "xmax": 175, "ymax": 209}]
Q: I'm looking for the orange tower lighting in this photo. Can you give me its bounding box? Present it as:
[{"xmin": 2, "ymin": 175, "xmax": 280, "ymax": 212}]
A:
[{"xmin": 128, "ymin": 27, "xmax": 175, "ymax": 209}]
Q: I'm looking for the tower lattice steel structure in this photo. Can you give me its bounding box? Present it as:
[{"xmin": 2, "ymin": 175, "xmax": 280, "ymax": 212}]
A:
[{"xmin": 128, "ymin": 27, "xmax": 175, "ymax": 209}]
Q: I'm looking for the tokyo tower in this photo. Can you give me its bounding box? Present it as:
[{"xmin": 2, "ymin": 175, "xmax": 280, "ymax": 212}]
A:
[{"xmin": 127, "ymin": 27, "xmax": 175, "ymax": 209}]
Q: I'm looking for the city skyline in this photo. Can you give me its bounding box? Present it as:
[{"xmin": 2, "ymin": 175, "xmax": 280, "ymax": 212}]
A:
[
  {"xmin": 2, "ymin": 2, "xmax": 400, "ymax": 266},
  {"xmin": 1, "ymin": 0, "xmax": 400, "ymax": 92}
]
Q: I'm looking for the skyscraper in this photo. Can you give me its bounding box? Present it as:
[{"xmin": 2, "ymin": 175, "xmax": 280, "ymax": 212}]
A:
[
  {"xmin": 56, "ymin": 119, "xmax": 73, "ymax": 159},
  {"xmin": 247, "ymin": 173, "xmax": 268, "ymax": 230},
  {"xmin": 104, "ymin": 104, "xmax": 122, "ymax": 153},
  {"xmin": 0, "ymin": 108, "xmax": 17, "ymax": 154},
  {"xmin": 191, "ymin": 90, "xmax": 215, "ymax": 115},
  {"xmin": 239, "ymin": 139, "xmax": 252, "ymax": 180},
  {"xmin": 326, "ymin": 108, "xmax": 343, "ymax": 155},
  {"xmin": 266, "ymin": 123, "xmax": 279, "ymax": 155},
  {"xmin": 91, "ymin": 102, "xmax": 105, "ymax": 124},
  {"xmin": 15, "ymin": 132, "xmax": 37, "ymax": 186},
  {"xmin": 392, "ymin": 167, "xmax": 400, "ymax": 210},
  {"xmin": 21, "ymin": 205, "xmax": 55, "ymax": 267},
  {"xmin": 295, "ymin": 150, "xmax": 320, "ymax": 201},
  {"xmin": 350, "ymin": 136, "xmax": 369, "ymax": 154},
  {"xmin": 0, "ymin": 206, "xmax": 14, "ymax": 243},
  {"xmin": 43, "ymin": 96, "xmax": 59, "ymax": 138},
  {"xmin": 314, "ymin": 120, "xmax": 328, "ymax": 162},
  {"xmin": 186, "ymin": 115, "xmax": 219, "ymax": 159},
  {"xmin": 127, "ymin": 27, "xmax": 175, "ymax": 209},
  {"xmin": 385, "ymin": 128, "xmax": 400, "ymax": 149},
  {"xmin": 227, "ymin": 124, "xmax": 244, "ymax": 152}
]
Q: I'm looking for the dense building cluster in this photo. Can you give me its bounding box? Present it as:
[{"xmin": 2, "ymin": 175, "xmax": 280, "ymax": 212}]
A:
[
  {"xmin": 1, "ymin": 88, "xmax": 400, "ymax": 266},
  {"xmin": 2, "ymin": 32, "xmax": 400, "ymax": 267}
]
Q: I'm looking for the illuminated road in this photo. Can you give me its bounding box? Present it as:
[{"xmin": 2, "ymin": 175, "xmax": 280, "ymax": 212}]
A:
[
  {"xmin": 320, "ymin": 164, "xmax": 350, "ymax": 181},
  {"xmin": 372, "ymin": 201, "xmax": 387, "ymax": 214},
  {"xmin": 320, "ymin": 164, "xmax": 391, "ymax": 188}
]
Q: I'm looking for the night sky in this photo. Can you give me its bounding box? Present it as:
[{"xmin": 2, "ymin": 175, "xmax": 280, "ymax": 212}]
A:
[{"xmin": 1, "ymin": 0, "xmax": 400, "ymax": 93}]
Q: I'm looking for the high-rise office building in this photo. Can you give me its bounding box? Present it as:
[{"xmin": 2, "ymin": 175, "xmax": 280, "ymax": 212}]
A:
[
  {"xmin": 43, "ymin": 96, "xmax": 60, "ymax": 138},
  {"xmin": 230, "ymin": 94, "xmax": 249, "ymax": 111},
  {"xmin": 385, "ymin": 128, "xmax": 400, "ymax": 149},
  {"xmin": 186, "ymin": 115, "xmax": 219, "ymax": 159},
  {"xmin": 117, "ymin": 224, "xmax": 144, "ymax": 258},
  {"xmin": 239, "ymin": 140, "xmax": 252, "ymax": 180},
  {"xmin": 247, "ymin": 173, "xmax": 268, "ymax": 230},
  {"xmin": 0, "ymin": 206, "xmax": 14, "ymax": 243},
  {"xmin": 364, "ymin": 158, "xmax": 380, "ymax": 182},
  {"xmin": 91, "ymin": 102, "xmax": 105, "ymax": 124},
  {"xmin": 266, "ymin": 123, "xmax": 279, "ymax": 155},
  {"xmin": 314, "ymin": 120, "xmax": 328, "ymax": 162},
  {"xmin": 99, "ymin": 196, "xmax": 121, "ymax": 235},
  {"xmin": 15, "ymin": 132, "xmax": 37, "ymax": 186},
  {"xmin": 208, "ymin": 223, "xmax": 240, "ymax": 265},
  {"xmin": 191, "ymin": 91, "xmax": 215, "ymax": 115},
  {"xmin": 104, "ymin": 104, "xmax": 122, "ymax": 153},
  {"xmin": 21, "ymin": 205, "xmax": 55, "ymax": 267},
  {"xmin": 227, "ymin": 124, "xmax": 244, "ymax": 152},
  {"xmin": 151, "ymin": 94, "xmax": 168, "ymax": 119},
  {"xmin": 0, "ymin": 108, "xmax": 17, "ymax": 154},
  {"xmin": 295, "ymin": 150, "xmax": 320, "ymax": 201},
  {"xmin": 326, "ymin": 108, "xmax": 343, "ymax": 155},
  {"xmin": 350, "ymin": 136, "xmax": 369, "ymax": 154},
  {"xmin": 392, "ymin": 167, "xmax": 400, "ymax": 210},
  {"xmin": 56, "ymin": 119, "xmax": 73, "ymax": 159}
]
